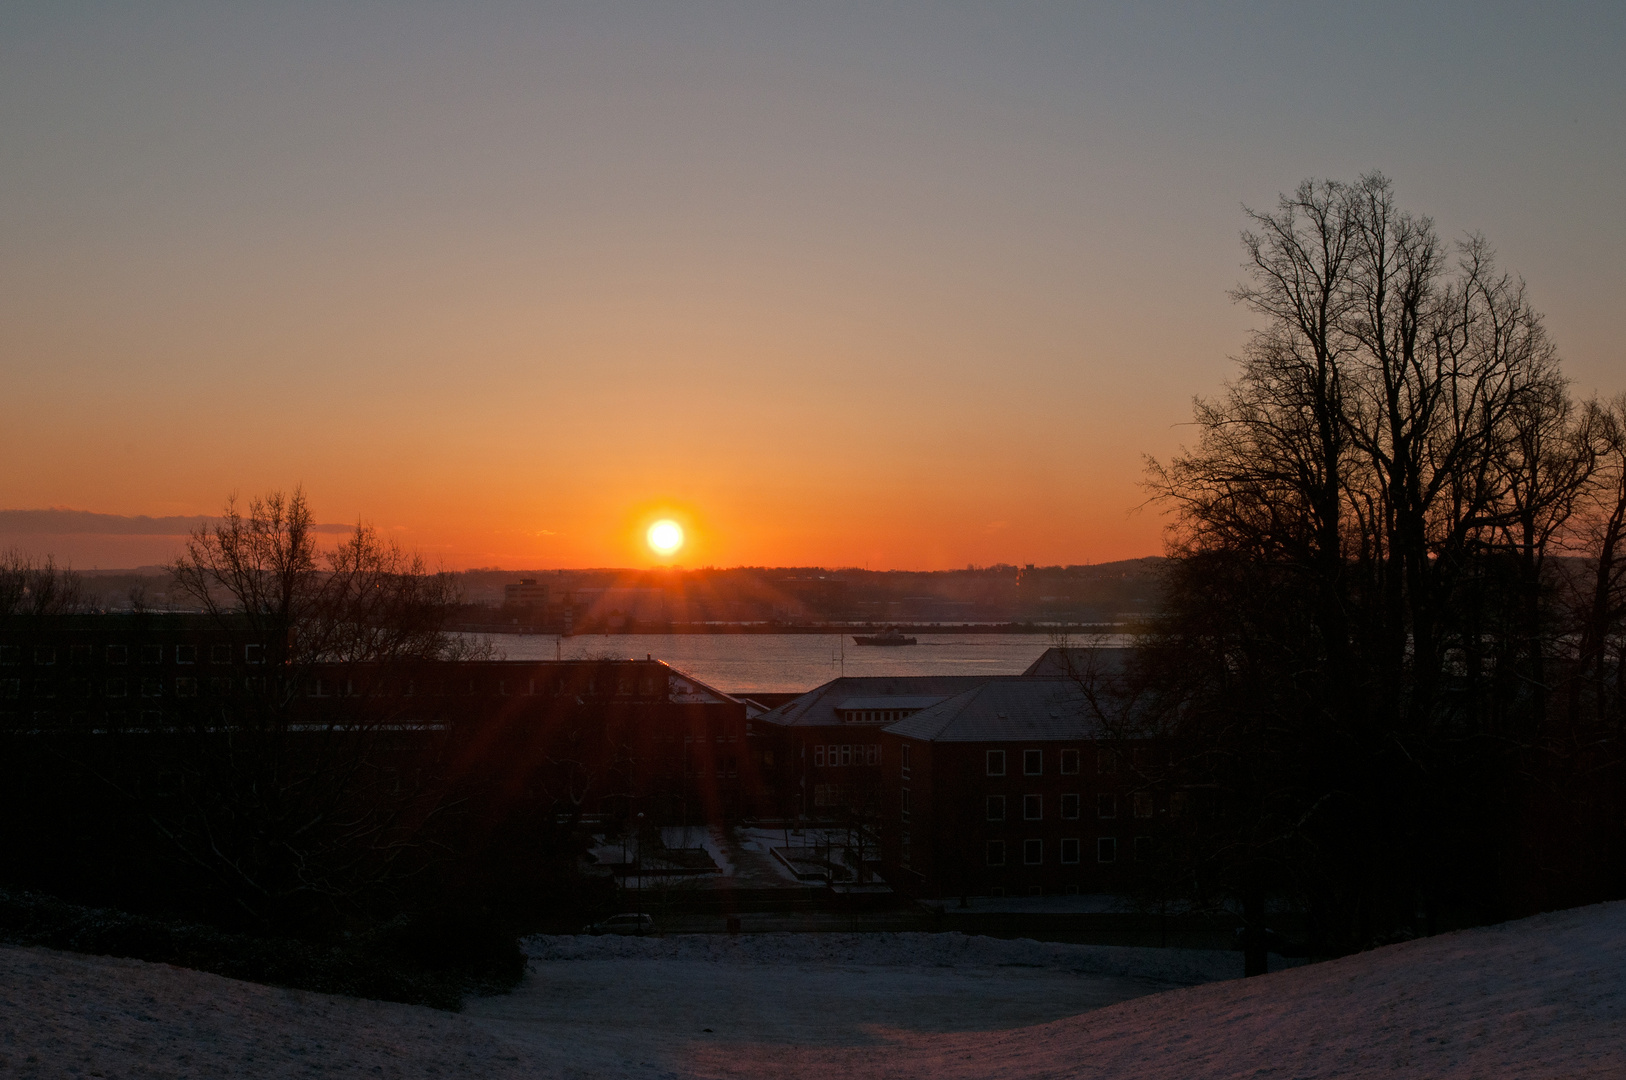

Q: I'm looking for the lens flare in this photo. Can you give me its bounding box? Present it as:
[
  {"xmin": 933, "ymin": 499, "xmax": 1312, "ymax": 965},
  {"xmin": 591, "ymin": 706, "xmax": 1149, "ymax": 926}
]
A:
[{"xmin": 647, "ymin": 519, "xmax": 684, "ymax": 556}]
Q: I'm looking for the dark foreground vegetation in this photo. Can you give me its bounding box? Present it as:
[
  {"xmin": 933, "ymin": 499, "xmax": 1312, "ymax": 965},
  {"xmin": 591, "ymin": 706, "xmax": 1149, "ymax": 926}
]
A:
[
  {"xmin": 0, "ymin": 499, "xmax": 613, "ymax": 1007},
  {"xmin": 1120, "ymin": 173, "xmax": 1626, "ymax": 974}
]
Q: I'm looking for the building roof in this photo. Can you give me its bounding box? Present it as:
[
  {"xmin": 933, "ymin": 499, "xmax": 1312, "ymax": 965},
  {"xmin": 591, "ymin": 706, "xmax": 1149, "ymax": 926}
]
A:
[
  {"xmin": 884, "ymin": 677, "xmax": 1108, "ymax": 743},
  {"xmin": 1021, "ymin": 646, "xmax": 1132, "ymax": 679},
  {"xmin": 755, "ymin": 676, "xmax": 992, "ymax": 728},
  {"xmin": 835, "ymin": 696, "xmax": 948, "ymax": 712}
]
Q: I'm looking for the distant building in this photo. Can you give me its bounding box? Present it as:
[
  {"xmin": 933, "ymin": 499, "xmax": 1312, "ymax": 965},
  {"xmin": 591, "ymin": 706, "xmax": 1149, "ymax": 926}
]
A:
[
  {"xmin": 752, "ymin": 676, "xmax": 992, "ymax": 819},
  {"xmin": 878, "ymin": 673, "xmax": 1167, "ymax": 901},
  {"xmin": 503, "ymin": 578, "xmax": 550, "ymax": 611}
]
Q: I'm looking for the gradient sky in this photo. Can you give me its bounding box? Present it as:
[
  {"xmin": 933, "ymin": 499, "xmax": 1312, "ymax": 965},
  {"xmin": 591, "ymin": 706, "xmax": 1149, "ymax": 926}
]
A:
[{"xmin": 3, "ymin": 2, "xmax": 1622, "ymax": 570}]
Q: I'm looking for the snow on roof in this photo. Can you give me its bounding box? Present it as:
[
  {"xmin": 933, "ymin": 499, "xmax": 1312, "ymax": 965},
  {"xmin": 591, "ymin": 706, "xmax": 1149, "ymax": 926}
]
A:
[
  {"xmin": 755, "ymin": 676, "xmax": 993, "ymax": 728},
  {"xmin": 1021, "ymin": 646, "xmax": 1133, "ymax": 678},
  {"xmin": 833, "ymin": 696, "xmax": 947, "ymax": 712},
  {"xmin": 884, "ymin": 677, "xmax": 1106, "ymax": 742}
]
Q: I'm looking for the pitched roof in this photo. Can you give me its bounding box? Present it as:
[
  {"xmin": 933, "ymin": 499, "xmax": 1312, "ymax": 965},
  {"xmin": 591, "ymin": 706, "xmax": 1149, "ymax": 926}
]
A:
[
  {"xmin": 884, "ymin": 677, "xmax": 1107, "ymax": 742},
  {"xmin": 755, "ymin": 676, "xmax": 992, "ymax": 728},
  {"xmin": 1021, "ymin": 646, "xmax": 1132, "ymax": 678}
]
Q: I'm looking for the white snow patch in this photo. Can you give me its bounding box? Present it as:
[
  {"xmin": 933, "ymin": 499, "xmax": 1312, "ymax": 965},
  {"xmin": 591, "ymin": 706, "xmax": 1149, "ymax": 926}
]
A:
[{"xmin": 3, "ymin": 902, "xmax": 1623, "ymax": 1078}]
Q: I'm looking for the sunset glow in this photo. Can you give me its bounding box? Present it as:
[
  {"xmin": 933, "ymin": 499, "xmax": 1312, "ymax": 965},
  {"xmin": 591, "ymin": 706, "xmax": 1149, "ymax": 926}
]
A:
[
  {"xmin": 647, "ymin": 520, "xmax": 684, "ymax": 558},
  {"xmin": 0, "ymin": 7, "xmax": 1619, "ymax": 571}
]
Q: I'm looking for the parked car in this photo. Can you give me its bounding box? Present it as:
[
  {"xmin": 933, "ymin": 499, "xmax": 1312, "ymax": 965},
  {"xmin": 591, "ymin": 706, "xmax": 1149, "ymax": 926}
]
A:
[{"xmin": 582, "ymin": 912, "xmax": 655, "ymax": 936}]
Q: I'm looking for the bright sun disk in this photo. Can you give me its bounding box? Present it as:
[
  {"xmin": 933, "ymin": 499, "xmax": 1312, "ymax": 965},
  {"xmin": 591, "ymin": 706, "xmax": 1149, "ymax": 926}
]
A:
[{"xmin": 647, "ymin": 519, "xmax": 684, "ymax": 556}]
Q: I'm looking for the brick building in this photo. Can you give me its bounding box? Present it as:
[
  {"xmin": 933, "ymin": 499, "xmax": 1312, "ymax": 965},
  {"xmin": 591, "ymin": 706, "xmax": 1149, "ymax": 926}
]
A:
[
  {"xmin": 877, "ymin": 675, "xmax": 1168, "ymax": 900},
  {"xmin": 752, "ymin": 675, "xmax": 991, "ymax": 819}
]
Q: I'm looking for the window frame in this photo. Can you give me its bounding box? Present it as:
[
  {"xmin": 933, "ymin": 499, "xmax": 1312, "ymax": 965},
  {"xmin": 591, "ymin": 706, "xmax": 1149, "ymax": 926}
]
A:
[
  {"xmin": 1060, "ymin": 793, "xmax": 1080, "ymax": 820},
  {"xmin": 986, "ymin": 750, "xmax": 1006, "ymax": 776},
  {"xmin": 1023, "ymin": 749, "xmax": 1042, "ymax": 776},
  {"xmin": 1098, "ymin": 793, "xmax": 1117, "ymax": 819},
  {"xmin": 1060, "ymin": 748, "xmax": 1080, "ymax": 775},
  {"xmin": 1097, "ymin": 837, "xmax": 1118, "ymax": 864}
]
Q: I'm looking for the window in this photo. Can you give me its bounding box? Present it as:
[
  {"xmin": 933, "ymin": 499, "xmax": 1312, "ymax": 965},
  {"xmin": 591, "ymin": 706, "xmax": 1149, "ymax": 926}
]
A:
[
  {"xmin": 865, "ymin": 744, "xmax": 879, "ymax": 766},
  {"xmin": 1098, "ymin": 749, "xmax": 1118, "ymax": 774},
  {"xmin": 211, "ymin": 644, "xmax": 232, "ymax": 664},
  {"xmin": 1170, "ymin": 791, "xmax": 1189, "ymax": 818},
  {"xmin": 1098, "ymin": 793, "xmax": 1117, "ymax": 819},
  {"xmin": 986, "ymin": 840, "xmax": 1006, "ymax": 866},
  {"xmin": 70, "ymin": 678, "xmax": 91, "ymax": 699},
  {"xmin": 1023, "ymin": 839, "xmax": 1043, "ymax": 865},
  {"xmin": 175, "ymin": 677, "xmax": 198, "ymax": 698},
  {"xmin": 70, "ymin": 645, "xmax": 92, "ymax": 665},
  {"xmin": 175, "ymin": 645, "xmax": 197, "ymax": 664},
  {"xmin": 33, "ymin": 678, "xmax": 56, "ymax": 698},
  {"xmin": 1023, "ymin": 794, "xmax": 1042, "ymax": 821},
  {"xmin": 1097, "ymin": 837, "xmax": 1118, "ymax": 863},
  {"xmin": 814, "ymin": 746, "xmax": 825, "ymax": 767},
  {"xmin": 901, "ymin": 788, "xmax": 911, "ymax": 821},
  {"xmin": 1023, "ymin": 749, "xmax": 1042, "ymax": 775},
  {"xmin": 1133, "ymin": 793, "xmax": 1154, "ymax": 819},
  {"xmin": 986, "ymin": 750, "xmax": 1006, "ymax": 776},
  {"xmin": 1060, "ymin": 838, "xmax": 1080, "ymax": 864},
  {"xmin": 35, "ymin": 648, "xmax": 56, "ymax": 666},
  {"xmin": 1060, "ymin": 748, "xmax": 1080, "ymax": 774},
  {"xmin": 900, "ymin": 830, "xmax": 911, "ymax": 868},
  {"xmin": 1061, "ymin": 793, "xmax": 1080, "ymax": 820},
  {"xmin": 986, "ymin": 795, "xmax": 1006, "ymax": 821},
  {"xmin": 0, "ymin": 646, "xmax": 20, "ymax": 665},
  {"xmin": 106, "ymin": 645, "xmax": 127, "ymax": 665},
  {"xmin": 1, "ymin": 679, "xmax": 18, "ymax": 700},
  {"xmin": 105, "ymin": 678, "xmax": 126, "ymax": 698},
  {"xmin": 244, "ymin": 644, "xmax": 264, "ymax": 664},
  {"xmin": 140, "ymin": 678, "xmax": 163, "ymax": 698},
  {"xmin": 901, "ymin": 743, "xmax": 911, "ymax": 776},
  {"xmin": 1134, "ymin": 836, "xmax": 1153, "ymax": 861},
  {"xmin": 140, "ymin": 645, "xmax": 162, "ymax": 664},
  {"xmin": 840, "ymin": 745, "xmax": 852, "ymax": 766},
  {"xmin": 209, "ymin": 677, "xmax": 232, "ymax": 696}
]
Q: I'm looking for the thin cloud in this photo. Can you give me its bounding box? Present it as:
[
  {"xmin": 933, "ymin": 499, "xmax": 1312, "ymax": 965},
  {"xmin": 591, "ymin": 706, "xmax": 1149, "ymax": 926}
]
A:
[{"xmin": 0, "ymin": 509, "xmax": 353, "ymax": 536}]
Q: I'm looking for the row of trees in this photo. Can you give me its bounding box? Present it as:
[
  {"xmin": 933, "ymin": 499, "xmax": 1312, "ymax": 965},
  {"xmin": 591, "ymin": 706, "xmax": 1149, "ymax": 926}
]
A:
[{"xmin": 1132, "ymin": 173, "xmax": 1626, "ymax": 971}]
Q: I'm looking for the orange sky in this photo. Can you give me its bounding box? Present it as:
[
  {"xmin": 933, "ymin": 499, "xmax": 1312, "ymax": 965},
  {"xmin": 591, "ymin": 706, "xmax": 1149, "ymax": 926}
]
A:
[{"xmin": 3, "ymin": 5, "xmax": 1622, "ymax": 570}]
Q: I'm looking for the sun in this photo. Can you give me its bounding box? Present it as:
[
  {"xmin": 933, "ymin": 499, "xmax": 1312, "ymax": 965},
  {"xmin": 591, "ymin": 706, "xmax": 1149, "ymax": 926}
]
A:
[{"xmin": 647, "ymin": 519, "xmax": 684, "ymax": 557}]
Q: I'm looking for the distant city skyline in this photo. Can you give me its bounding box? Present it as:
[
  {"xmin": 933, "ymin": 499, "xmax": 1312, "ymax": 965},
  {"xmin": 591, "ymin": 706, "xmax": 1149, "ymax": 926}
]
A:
[{"xmin": 4, "ymin": 2, "xmax": 1622, "ymax": 569}]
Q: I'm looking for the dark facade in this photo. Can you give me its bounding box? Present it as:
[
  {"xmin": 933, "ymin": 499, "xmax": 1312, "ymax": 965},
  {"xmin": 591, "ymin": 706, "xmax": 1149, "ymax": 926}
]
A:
[
  {"xmin": 0, "ymin": 613, "xmax": 757, "ymax": 825},
  {"xmin": 752, "ymin": 676, "xmax": 991, "ymax": 820},
  {"xmin": 876, "ymin": 676, "xmax": 1169, "ymax": 900}
]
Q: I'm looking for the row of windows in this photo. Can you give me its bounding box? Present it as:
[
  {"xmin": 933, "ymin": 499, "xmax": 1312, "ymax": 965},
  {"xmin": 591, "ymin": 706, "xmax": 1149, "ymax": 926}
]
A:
[
  {"xmin": 984, "ymin": 748, "xmax": 1132, "ymax": 777},
  {"xmin": 1, "ymin": 709, "xmax": 184, "ymax": 728},
  {"xmin": 0, "ymin": 644, "xmax": 263, "ymax": 666},
  {"xmin": 3, "ymin": 676, "xmax": 230, "ymax": 699},
  {"xmin": 985, "ymin": 836, "xmax": 1151, "ymax": 865},
  {"xmin": 985, "ymin": 792, "xmax": 1156, "ymax": 821},
  {"xmin": 813, "ymin": 744, "xmax": 879, "ymax": 767},
  {"xmin": 839, "ymin": 708, "xmax": 916, "ymax": 724}
]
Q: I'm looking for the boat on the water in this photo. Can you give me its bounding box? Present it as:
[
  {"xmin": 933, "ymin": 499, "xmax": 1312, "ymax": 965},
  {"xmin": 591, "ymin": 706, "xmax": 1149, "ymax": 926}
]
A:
[{"xmin": 852, "ymin": 627, "xmax": 917, "ymax": 647}]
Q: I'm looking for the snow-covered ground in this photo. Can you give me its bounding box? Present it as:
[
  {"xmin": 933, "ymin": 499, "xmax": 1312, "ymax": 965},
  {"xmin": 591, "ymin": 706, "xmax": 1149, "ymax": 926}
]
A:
[{"xmin": 3, "ymin": 903, "xmax": 1623, "ymax": 1078}]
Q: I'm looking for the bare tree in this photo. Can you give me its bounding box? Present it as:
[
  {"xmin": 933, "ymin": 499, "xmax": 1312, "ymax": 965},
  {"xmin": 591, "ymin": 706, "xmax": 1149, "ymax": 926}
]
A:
[
  {"xmin": 1143, "ymin": 173, "xmax": 1607, "ymax": 960},
  {"xmin": 137, "ymin": 488, "xmax": 480, "ymax": 925},
  {"xmin": 0, "ymin": 551, "xmax": 85, "ymax": 620}
]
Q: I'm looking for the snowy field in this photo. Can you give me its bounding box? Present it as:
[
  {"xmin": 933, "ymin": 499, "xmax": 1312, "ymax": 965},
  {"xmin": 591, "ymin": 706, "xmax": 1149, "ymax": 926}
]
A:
[{"xmin": 3, "ymin": 903, "xmax": 1623, "ymax": 1078}]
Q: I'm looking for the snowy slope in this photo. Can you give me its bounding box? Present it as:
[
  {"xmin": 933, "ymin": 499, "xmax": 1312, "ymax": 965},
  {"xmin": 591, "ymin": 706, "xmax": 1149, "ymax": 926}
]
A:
[
  {"xmin": 686, "ymin": 903, "xmax": 1626, "ymax": 1079},
  {"xmin": 2, "ymin": 902, "xmax": 1622, "ymax": 1079}
]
